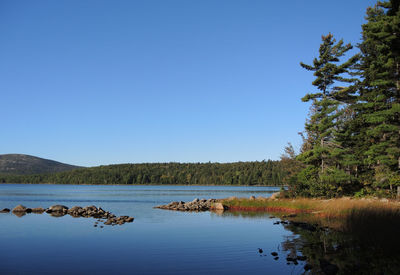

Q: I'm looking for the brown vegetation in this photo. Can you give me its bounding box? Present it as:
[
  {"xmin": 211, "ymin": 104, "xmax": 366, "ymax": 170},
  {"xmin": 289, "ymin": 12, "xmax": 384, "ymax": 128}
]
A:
[{"xmin": 221, "ymin": 196, "xmax": 400, "ymax": 230}]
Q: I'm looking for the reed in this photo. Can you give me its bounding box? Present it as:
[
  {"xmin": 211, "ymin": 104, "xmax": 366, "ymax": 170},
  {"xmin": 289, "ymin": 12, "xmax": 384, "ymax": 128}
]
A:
[{"xmin": 221, "ymin": 196, "xmax": 400, "ymax": 231}]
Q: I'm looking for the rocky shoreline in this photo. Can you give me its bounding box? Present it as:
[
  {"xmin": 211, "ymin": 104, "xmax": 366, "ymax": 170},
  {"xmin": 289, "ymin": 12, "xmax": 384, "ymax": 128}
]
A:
[
  {"xmin": 154, "ymin": 194, "xmax": 282, "ymax": 212},
  {"xmin": 154, "ymin": 198, "xmax": 224, "ymax": 211},
  {"xmin": 1, "ymin": 205, "xmax": 134, "ymax": 226}
]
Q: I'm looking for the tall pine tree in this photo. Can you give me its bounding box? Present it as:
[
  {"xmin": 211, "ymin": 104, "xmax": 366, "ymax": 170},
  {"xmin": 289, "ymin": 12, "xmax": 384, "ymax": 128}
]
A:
[
  {"xmin": 355, "ymin": 0, "xmax": 400, "ymax": 195},
  {"xmin": 296, "ymin": 34, "xmax": 359, "ymax": 197}
]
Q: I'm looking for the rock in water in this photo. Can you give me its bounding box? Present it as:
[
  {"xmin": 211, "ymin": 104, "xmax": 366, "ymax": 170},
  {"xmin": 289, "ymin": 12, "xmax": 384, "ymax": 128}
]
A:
[
  {"xmin": 12, "ymin": 205, "xmax": 30, "ymax": 212},
  {"xmin": 0, "ymin": 208, "xmax": 10, "ymax": 213},
  {"xmin": 212, "ymin": 203, "xmax": 226, "ymax": 211},
  {"xmin": 31, "ymin": 207, "xmax": 45, "ymax": 213},
  {"xmin": 83, "ymin": 205, "xmax": 98, "ymax": 212},
  {"xmin": 68, "ymin": 206, "xmax": 83, "ymax": 216},
  {"xmin": 48, "ymin": 205, "xmax": 69, "ymax": 212},
  {"xmin": 155, "ymin": 198, "xmax": 218, "ymax": 212}
]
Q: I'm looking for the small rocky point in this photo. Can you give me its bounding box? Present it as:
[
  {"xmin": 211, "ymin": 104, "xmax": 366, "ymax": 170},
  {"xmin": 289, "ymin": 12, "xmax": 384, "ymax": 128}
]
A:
[
  {"xmin": 1, "ymin": 204, "xmax": 134, "ymax": 226},
  {"xmin": 155, "ymin": 198, "xmax": 220, "ymax": 211}
]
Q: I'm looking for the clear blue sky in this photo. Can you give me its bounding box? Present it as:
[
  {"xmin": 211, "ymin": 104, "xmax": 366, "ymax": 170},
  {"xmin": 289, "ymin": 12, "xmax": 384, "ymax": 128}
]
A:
[{"xmin": 1, "ymin": 0, "xmax": 377, "ymax": 167}]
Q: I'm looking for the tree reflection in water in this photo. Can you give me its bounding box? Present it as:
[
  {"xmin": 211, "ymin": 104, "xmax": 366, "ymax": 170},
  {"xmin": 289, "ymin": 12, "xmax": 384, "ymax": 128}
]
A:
[{"xmin": 215, "ymin": 210, "xmax": 400, "ymax": 274}]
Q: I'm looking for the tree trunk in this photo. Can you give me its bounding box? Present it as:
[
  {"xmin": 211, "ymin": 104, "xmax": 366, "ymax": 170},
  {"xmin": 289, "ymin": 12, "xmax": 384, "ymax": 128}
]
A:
[
  {"xmin": 321, "ymin": 139, "xmax": 324, "ymax": 173},
  {"xmin": 397, "ymin": 186, "xmax": 400, "ymax": 200}
]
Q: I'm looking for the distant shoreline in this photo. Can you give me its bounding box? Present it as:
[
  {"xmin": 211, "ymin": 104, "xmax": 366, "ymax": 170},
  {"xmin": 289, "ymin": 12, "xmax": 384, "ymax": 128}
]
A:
[{"xmin": 0, "ymin": 182, "xmax": 285, "ymax": 187}]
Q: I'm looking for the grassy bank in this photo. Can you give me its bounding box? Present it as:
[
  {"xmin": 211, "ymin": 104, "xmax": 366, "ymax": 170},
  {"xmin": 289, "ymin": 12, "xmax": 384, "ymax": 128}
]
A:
[{"xmin": 220, "ymin": 196, "xmax": 400, "ymax": 230}]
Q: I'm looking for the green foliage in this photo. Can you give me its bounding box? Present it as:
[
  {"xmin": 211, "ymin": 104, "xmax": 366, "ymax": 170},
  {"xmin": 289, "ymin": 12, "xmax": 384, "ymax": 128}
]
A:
[
  {"xmin": 353, "ymin": 0, "xmax": 400, "ymax": 190},
  {"xmin": 292, "ymin": 0, "xmax": 400, "ymax": 198},
  {"xmin": 295, "ymin": 33, "xmax": 359, "ymax": 197},
  {"xmin": 0, "ymin": 161, "xmax": 286, "ymax": 186}
]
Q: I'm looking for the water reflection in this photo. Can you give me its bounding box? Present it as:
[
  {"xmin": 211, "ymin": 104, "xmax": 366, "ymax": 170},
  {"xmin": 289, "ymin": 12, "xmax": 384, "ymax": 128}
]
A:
[
  {"xmin": 280, "ymin": 215, "xmax": 400, "ymax": 274},
  {"xmin": 212, "ymin": 210, "xmax": 400, "ymax": 274},
  {"xmin": 12, "ymin": 211, "xmax": 26, "ymax": 218},
  {"xmin": 211, "ymin": 210, "xmax": 273, "ymax": 219}
]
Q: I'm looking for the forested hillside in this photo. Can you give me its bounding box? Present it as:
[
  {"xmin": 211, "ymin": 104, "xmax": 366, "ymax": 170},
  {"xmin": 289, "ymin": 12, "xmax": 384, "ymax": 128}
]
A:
[{"xmin": 0, "ymin": 160, "xmax": 284, "ymax": 186}]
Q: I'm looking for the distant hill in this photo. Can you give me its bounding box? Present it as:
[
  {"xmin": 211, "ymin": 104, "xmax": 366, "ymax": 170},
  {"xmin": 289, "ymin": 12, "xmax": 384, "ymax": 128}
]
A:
[{"xmin": 0, "ymin": 154, "xmax": 82, "ymax": 175}]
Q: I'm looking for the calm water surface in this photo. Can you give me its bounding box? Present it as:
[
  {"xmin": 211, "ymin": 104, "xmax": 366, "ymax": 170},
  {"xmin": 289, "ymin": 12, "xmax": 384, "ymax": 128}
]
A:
[{"xmin": 0, "ymin": 184, "xmax": 307, "ymax": 274}]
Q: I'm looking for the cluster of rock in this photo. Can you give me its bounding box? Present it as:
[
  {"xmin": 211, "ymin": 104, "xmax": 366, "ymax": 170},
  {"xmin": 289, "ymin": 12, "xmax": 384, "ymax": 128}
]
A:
[
  {"xmin": 1, "ymin": 204, "xmax": 134, "ymax": 226},
  {"xmin": 104, "ymin": 216, "xmax": 134, "ymax": 225},
  {"xmin": 155, "ymin": 198, "xmax": 221, "ymax": 211}
]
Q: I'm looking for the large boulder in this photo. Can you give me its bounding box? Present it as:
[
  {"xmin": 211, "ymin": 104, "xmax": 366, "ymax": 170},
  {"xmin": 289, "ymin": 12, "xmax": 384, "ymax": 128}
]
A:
[
  {"xmin": 48, "ymin": 205, "xmax": 69, "ymax": 212},
  {"xmin": 12, "ymin": 205, "xmax": 31, "ymax": 213},
  {"xmin": 212, "ymin": 202, "xmax": 227, "ymax": 211}
]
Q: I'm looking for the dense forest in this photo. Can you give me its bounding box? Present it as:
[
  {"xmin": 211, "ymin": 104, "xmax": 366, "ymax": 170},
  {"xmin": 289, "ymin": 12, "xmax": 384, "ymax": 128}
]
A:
[
  {"xmin": 283, "ymin": 0, "xmax": 400, "ymax": 198},
  {"xmin": 0, "ymin": 161, "xmax": 284, "ymax": 186}
]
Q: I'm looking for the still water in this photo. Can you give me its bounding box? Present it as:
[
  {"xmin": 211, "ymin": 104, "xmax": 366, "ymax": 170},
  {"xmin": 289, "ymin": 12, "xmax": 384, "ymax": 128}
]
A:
[{"xmin": 0, "ymin": 184, "xmax": 307, "ymax": 274}]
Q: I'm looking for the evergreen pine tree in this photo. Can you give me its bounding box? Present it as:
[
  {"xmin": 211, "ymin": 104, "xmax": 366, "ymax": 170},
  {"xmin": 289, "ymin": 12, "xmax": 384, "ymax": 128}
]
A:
[
  {"xmin": 354, "ymin": 0, "xmax": 400, "ymax": 195},
  {"xmin": 297, "ymin": 34, "xmax": 360, "ymax": 197}
]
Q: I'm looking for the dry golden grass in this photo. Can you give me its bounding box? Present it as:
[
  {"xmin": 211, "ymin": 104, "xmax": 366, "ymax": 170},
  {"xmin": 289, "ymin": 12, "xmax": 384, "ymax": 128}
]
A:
[{"xmin": 221, "ymin": 196, "xmax": 400, "ymax": 230}]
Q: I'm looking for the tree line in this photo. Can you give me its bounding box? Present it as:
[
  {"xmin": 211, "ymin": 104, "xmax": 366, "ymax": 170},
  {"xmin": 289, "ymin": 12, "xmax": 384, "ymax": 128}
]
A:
[
  {"xmin": 283, "ymin": 0, "xmax": 400, "ymax": 198},
  {"xmin": 0, "ymin": 161, "xmax": 284, "ymax": 186}
]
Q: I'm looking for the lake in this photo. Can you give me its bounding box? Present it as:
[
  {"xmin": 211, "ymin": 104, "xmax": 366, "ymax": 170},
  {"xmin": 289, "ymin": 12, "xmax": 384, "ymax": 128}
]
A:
[{"xmin": 0, "ymin": 184, "xmax": 315, "ymax": 274}]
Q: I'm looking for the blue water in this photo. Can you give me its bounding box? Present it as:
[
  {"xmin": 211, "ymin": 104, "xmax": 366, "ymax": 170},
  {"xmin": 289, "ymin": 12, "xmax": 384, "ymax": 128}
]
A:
[{"xmin": 0, "ymin": 184, "xmax": 305, "ymax": 274}]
